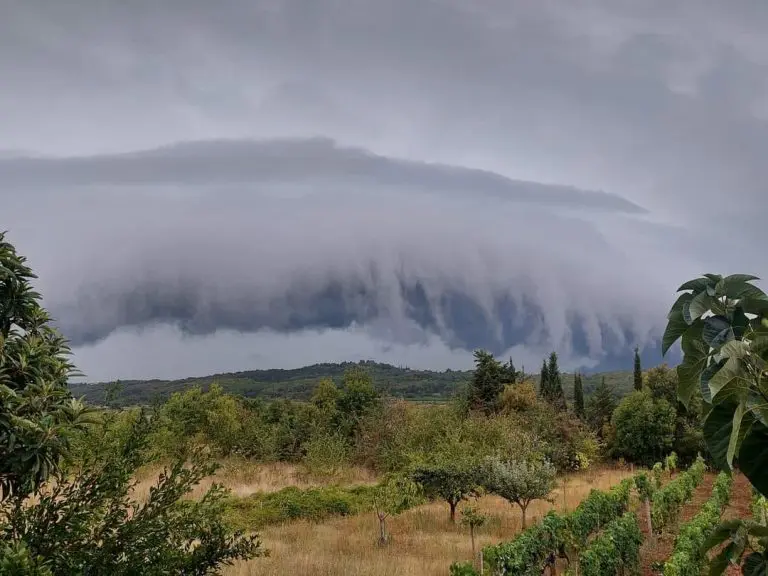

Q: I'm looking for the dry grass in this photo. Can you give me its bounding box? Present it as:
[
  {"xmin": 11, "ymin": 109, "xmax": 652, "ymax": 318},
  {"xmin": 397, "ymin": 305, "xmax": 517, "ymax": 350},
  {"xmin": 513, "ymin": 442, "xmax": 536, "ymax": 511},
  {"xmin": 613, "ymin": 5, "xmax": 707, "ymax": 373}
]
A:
[
  {"xmin": 130, "ymin": 458, "xmax": 377, "ymax": 502},
  {"xmin": 224, "ymin": 466, "xmax": 634, "ymax": 576}
]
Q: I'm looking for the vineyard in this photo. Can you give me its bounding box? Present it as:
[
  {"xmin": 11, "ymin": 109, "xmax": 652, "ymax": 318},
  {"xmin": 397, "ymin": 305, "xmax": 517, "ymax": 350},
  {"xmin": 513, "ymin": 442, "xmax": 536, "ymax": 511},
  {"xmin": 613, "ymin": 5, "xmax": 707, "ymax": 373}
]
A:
[{"xmin": 450, "ymin": 457, "xmax": 757, "ymax": 576}]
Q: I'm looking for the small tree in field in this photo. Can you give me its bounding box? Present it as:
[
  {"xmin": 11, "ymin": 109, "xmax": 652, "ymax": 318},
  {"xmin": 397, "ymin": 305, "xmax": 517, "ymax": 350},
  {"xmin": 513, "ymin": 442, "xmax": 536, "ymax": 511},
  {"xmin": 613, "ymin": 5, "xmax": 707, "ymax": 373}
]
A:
[
  {"xmin": 411, "ymin": 459, "xmax": 483, "ymax": 523},
  {"xmin": 460, "ymin": 506, "xmax": 487, "ymax": 566},
  {"xmin": 372, "ymin": 476, "xmax": 422, "ymax": 545},
  {"xmin": 483, "ymin": 457, "xmax": 556, "ymax": 529}
]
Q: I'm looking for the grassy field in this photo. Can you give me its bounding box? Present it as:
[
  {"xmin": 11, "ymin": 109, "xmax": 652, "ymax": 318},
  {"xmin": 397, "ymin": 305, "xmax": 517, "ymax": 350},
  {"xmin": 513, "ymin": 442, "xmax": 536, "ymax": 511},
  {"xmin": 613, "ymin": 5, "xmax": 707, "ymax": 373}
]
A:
[{"xmin": 203, "ymin": 465, "xmax": 635, "ymax": 576}]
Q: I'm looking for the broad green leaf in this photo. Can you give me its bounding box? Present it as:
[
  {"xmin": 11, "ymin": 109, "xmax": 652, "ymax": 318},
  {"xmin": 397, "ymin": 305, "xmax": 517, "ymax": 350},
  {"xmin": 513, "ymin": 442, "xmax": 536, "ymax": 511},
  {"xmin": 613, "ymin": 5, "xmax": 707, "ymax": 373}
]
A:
[
  {"xmin": 732, "ymin": 306, "xmax": 751, "ymax": 339},
  {"xmin": 701, "ymin": 360, "xmax": 726, "ymax": 404},
  {"xmin": 678, "ymin": 353, "xmax": 708, "ymax": 409},
  {"xmin": 740, "ymin": 420, "xmax": 768, "ymax": 498},
  {"xmin": 727, "ymin": 400, "xmax": 750, "ymax": 467},
  {"xmin": 743, "ymin": 552, "xmax": 768, "ymax": 576},
  {"xmin": 689, "ymin": 291, "xmax": 716, "ymax": 322},
  {"xmin": 703, "ymin": 316, "xmax": 734, "ymax": 348},
  {"xmin": 683, "ymin": 300, "xmax": 695, "ymax": 325},
  {"xmin": 662, "ymin": 314, "xmax": 689, "ymax": 356},
  {"xmin": 704, "ymin": 401, "xmax": 738, "ymax": 470},
  {"xmin": 677, "ymin": 277, "xmax": 715, "ymax": 292},
  {"xmin": 709, "ymin": 356, "xmax": 743, "ymax": 401},
  {"xmin": 668, "ymin": 292, "xmax": 694, "ymax": 320},
  {"xmin": 704, "ymin": 520, "xmax": 744, "ymax": 551},
  {"xmin": 741, "ymin": 296, "xmax": 768, "ymax": 317}
]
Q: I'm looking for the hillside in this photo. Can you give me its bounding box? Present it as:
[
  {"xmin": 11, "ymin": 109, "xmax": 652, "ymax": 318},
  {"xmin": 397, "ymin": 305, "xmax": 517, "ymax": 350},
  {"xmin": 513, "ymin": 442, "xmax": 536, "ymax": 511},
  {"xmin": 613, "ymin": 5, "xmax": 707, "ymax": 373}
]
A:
[{"xmin": 68, "ymin": 361, "xmax": 635, "ymax": 407}]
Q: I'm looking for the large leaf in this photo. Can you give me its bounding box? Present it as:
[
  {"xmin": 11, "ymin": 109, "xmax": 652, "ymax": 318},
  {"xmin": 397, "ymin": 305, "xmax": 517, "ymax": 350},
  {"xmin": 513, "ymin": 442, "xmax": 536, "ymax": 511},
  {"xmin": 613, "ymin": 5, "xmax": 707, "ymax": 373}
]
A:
[
  {"xmin": 704, "ymin": 401, "xmax": 738, "ymax": 471},
  {"xmin": 703, "ymin": 316, "xmax": 734, "ymax": 349},
  {"xmin": 727, "ymin": 400, "xmax": 752, "ymax": 468},
  {"xmin": 677, "ymin": 277, "xmax": 716, "ymax": 292},
  {"xmin": 662, "ymin": 314, "xmax": 689, "ymax": 356},
  {"xmin": 701, "ymin": 360, "xmax": 726, "ymax": 404},
  {"xmin": 678, "ymin": 353, "xmax": 709, "ymax": 409},
  {"xmin": 743, "ymin": 552, "xmax": 768, "ymax": 576},
  {"xmin": 732, "ymin": 306, "xmax": 751, "ymax": 339},
  {"xmin": 689, "ymin": 291, "xmax": 717, "ymax": 322},
  {"xmin": 668, "ymin": 292, "xmax": 694, "ymax": 320},
  {"xmin": 709, "ymin": 356, "xmax": 743, "ymax": 401},
  {"xmin": 740, "ymin": 420, "xmax": 768, "ymax": 497}
]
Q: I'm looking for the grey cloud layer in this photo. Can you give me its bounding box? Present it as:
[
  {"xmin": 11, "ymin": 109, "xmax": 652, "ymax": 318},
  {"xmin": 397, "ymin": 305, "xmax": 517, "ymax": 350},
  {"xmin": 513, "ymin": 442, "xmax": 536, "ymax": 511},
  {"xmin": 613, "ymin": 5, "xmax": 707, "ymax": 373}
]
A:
[{"xmin": 3, "ymin": 0, "xmax": 767, "ymax": 377}]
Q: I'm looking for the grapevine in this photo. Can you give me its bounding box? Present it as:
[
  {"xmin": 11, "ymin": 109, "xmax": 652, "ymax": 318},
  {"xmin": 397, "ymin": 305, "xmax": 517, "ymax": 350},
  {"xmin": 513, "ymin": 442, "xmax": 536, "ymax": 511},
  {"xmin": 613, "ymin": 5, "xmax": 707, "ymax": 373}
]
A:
[{"xmin": 651, "ymin": 456, "xmax": 706, "ymax": 533}]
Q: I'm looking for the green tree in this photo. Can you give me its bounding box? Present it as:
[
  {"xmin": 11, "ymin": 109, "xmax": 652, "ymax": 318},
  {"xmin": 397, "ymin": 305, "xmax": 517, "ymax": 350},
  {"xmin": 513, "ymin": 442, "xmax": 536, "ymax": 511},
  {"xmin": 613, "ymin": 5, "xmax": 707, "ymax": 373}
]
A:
[
  {"xmin": 336, "ymin": 367, "xmax": 380, "ymax": 439},
  {"xmin": 411, "ymin": 457, "xmax": 483, "ymax": 523},
  {"xmin": 482, "ymin": 457, "xmax": 556, "ymax": 528},
  {"xmin": 0, "ymin": 231, "xmax": 91, "ymax": 500},
  {"xmin": 539, "ymin": 358, "xmax": 550, "ymax": 400},
  {"xmin": 609, "ymin": 390, "xmax": 676, "ymax": 466},
  {"xmin": 504, "ymin": 358, "xmax": 519, "ymax": 385},
  {"xmin": 0, "ymin": 232, "xmax": 263, "ymax": 574},
  {"xmin": 467, "ymin": 350, "xmax": 505, "ymax": 415},
  {"xmin": 372, "ymin": 475, "xmax": 422, "ymax": 545},
  {"xmin": 540, "ymin": 352, "xmax": 566, "ymax": 410},
  {"xmin": 633, "ymin": 347, "xmax": 643, "ymax": 391},
  {"xmin": 663, "ymin": 273, "xmax": 768, "ymax": 573},
  {"xmin": 310, "ymin": 377, "xmax": 341, "ymax": 431},
  {"xmin": 460, "ymin": 506, "xmax": 487, "ymax": 566},
  {"xmin": 574, "ymin": 372, "xmax": 585, "ymax": 419},
  {"xmin": 585, "ymin": 377, "xmax": 617, "ymax": 439}
]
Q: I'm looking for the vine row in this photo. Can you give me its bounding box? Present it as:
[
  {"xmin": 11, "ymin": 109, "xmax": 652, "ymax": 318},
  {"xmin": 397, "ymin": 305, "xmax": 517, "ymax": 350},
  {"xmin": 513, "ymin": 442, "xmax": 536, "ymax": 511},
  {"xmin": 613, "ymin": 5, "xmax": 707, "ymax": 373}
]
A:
[
  {"xmin": 575, "ymin": 511, "xmax": 643, "ymax": 576},
  {"xmin": 662, "ymin": 471, "xmax": 732, "ymax": 576},
  {"xmin": 651, "ymin": 456, "xmax": 706, "ymax": 533}
]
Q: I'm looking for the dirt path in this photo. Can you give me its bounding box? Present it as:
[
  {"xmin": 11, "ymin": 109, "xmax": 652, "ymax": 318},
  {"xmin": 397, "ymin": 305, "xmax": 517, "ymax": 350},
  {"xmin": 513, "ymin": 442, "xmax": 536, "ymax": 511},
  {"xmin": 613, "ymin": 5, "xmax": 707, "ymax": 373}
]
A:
[
  {"xmin": 639, "ymin": 473, "xmax": 716, "ymax": 576},
  {"xmin": 719, "ymin": 473, "xmax": 754, "ymax": 576}
]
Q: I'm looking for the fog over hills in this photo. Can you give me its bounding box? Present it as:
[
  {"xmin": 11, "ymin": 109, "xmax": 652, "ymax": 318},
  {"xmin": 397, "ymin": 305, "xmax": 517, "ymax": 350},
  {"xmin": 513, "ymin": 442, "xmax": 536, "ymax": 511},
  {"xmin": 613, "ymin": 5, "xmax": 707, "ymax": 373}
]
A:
[{"xmin": 4, "ymin": 0, "xmax": 767, "ymax": 380}]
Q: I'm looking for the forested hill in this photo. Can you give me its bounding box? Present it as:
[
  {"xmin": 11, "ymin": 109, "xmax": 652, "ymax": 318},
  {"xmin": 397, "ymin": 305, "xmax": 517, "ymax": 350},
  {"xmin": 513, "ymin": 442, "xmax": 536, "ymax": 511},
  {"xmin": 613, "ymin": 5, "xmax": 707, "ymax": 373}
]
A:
[{"xmin": 69, "ymin": 361, "xmax": 636, "ymax": 407}]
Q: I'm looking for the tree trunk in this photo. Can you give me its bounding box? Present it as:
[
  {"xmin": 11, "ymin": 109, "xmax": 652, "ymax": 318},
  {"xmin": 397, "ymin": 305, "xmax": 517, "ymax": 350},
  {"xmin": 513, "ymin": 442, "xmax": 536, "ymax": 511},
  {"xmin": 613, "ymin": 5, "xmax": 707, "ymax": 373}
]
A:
[
  {"xmin": 470, "ymin": 525, "xmax": 476, "ymax": 560},
  {"xmin": 520, "ymin": 503, "xmax": 528, "ymax": 529},
  {"xmin": 644, "ymin": 499, "xmax": 653, "ymax": 534},
  {"xmin": 449, "ymin": 500, "xmax": 457, "ymax": 524},
  {"xmin": 378, "ymin": 513, "xmax": 388, "ymax": 546}
]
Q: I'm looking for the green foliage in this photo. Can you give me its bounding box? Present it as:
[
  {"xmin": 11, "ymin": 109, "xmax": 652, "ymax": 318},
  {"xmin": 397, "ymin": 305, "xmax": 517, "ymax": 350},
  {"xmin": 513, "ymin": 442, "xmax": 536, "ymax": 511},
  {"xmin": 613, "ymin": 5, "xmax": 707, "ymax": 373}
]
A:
[
  {"xmin": 609, "ymin": 389, "xmax": 676, "ymax": 466},
  {"xmin": 663, "ymin": 471, "xmax": 732, "ymax": 576},
  {"xmin": 467, "ymin": 350, "xmax": 507, "ymax": 414},
  {"xmin": 448, "ymin": 561, "xmax": 479, "ymax": 576},
  {"xmin": 663, "ymin": 274, "xmax": 768, "ymax": 495},
  {"xmin": 585, "ymin": 377, "xmax": 617, "ymax": 439},
  {"xmin": 634, "ymin": 473, "xmax": 655, "ymax": 502},
  {"xmin": 578, "ymin": 512, "xmax": 643, "ymax": 576},
  {"xmin": 411, "ymin": 458, "xmax": 483, "ymax": 522},
  {"xmin": 481, "ymin": 476, "xmax": 635, "ymax": 575},
  {"xmin": 1, "ymin": 413, "xmax": 263, "ymax": 575},
  {"xmin": 665, "ymin": 451, "xmax": 679, "ymax": 473},
  {"xmin": 0, "ymin": 232, "xmax": 91, "ymax": 500},
  {"xmin": 540, "ymin": 352, "xmax": 566, "ymax": 410},
  {"xmin": 634, "ymin": 347, "xmax": 643, "ymax": 391},
  {"xmin": 652, "ymin": 462, "xmax": 664, "ymax": 489},
  {"xmin": 372, "ymin": 475, "xmax": 423, "ymax": 544},
  {"xmin": 303, "ymin": 432, "xmax": 351, "ymax": 477},
  {"xmin": 482, "ymin": 457, "xmax": 556, "ymax": 528},
  {"xmin": 460, "ymin": 506, "xmax": 487, "ymax": 531},
  {"xmin": 651, "ymin": 456, "xmax": 706, "ymax": 533},
  {"xmin": 225, "ymin": 484, "xmax": 378, "ymax": 531},
  {"xmin": 0, "ymin": 542, "xmax": 52, "ymax": 576},
  {"xmin": 574, "ymin": 373, "xmax": 585, "ymax": 419}
]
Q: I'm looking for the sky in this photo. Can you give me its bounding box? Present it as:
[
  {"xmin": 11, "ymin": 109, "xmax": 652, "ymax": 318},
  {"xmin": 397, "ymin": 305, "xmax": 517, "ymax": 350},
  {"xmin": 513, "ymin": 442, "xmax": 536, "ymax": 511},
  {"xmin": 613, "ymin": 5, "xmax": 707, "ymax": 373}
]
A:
[{"xmin": 2, "ymin": 0, "xmax": 767, "ymax": 381}]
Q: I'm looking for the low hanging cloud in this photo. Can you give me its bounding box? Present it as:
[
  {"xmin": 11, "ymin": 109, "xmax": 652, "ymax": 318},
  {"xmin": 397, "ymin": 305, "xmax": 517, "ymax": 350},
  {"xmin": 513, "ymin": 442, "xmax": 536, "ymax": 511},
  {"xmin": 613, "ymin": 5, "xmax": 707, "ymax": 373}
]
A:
[
  {"xmin": 3, "ymin": 0, "xmax": 767, "ymax": 380},
  {"xmin": 4, "ymin": 139, "xmax": 696, "ymax": 379}
]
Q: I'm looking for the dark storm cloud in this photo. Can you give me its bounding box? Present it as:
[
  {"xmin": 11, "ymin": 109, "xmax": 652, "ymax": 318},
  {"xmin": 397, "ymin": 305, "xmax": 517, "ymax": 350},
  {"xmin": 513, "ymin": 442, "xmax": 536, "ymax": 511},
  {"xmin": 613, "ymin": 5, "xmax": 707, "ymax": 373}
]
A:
[
  {"xmin": 2, "ymin": 0, "xmax": 767, "ymax": 378},
  {"xmin": 0, "ymin": 138, "xmax": 645, "ymax": 213}
]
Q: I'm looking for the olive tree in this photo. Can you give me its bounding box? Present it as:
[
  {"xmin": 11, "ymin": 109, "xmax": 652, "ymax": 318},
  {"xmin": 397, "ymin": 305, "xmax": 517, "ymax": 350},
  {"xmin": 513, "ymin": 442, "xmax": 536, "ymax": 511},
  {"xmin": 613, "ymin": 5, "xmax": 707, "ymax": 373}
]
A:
[
  {"xmin": 411, "ymin": 458, "xmax": 483, "ymax": 523},
  {"xmin": 372, "ymin": 475, "xmax": 422, "ymax": 545},
  {"xmin": 663, "ymin": 273, "xmax": 768, "ymax": 573},
  {"xmin": 482, "ymin": 457, "xmax": 556, "ymax": 529}
]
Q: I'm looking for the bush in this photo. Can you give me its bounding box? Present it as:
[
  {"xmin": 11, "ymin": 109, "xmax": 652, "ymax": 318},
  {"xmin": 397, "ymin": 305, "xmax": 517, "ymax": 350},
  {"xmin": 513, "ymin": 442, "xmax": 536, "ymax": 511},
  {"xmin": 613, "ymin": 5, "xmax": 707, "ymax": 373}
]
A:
[
  {"xmin": 449, "ymin": 561, "xmax": 480, "ymax": 576},
  {"xmin": 663, "ymin": 472, "xmax": 732, "ymax": 576},
  {"xmin": 609, "ymin": 390, "xmax": 676, "ymax": 467}
]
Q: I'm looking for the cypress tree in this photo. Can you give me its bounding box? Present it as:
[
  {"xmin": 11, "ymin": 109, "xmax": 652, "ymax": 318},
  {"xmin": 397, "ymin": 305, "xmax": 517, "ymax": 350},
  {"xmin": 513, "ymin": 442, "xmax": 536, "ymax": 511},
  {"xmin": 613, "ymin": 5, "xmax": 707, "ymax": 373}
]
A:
[
  {"xmin": 633, "ymin": 347, "xmax": 643, "ymax": 391},
  {"xmin": 468, "ymin": 350, "xmax": 505, "ymax": 414},
  {"xmin": 539, "ymin": 359, "xmax": 550, "ymax": 399},
  {"xmin": 586, "ymin": 376, "xmax": 617, "ymax": 439},
  {"xmin": 546, "ymin": 351, "xmax": 566, "ymax": 410},
  {"xmin": 574, "ymin": 373, "xmax": 585, "ymax": 418}
]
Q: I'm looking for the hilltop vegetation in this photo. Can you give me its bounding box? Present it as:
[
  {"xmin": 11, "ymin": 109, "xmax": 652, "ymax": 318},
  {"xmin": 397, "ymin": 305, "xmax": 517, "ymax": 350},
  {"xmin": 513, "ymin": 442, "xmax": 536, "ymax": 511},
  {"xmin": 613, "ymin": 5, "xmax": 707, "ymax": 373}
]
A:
[{"xmin": 68, "ymin": 361, "xmax": 636, "ymax": 407}]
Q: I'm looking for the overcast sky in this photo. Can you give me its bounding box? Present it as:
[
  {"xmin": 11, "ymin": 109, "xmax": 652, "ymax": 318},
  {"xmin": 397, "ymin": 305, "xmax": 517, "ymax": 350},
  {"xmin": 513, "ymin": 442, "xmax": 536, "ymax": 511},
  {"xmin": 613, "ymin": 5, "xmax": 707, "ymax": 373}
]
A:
[{"xmin": 2, "ymin": 0, "xmax": 766, "ymax": 381}]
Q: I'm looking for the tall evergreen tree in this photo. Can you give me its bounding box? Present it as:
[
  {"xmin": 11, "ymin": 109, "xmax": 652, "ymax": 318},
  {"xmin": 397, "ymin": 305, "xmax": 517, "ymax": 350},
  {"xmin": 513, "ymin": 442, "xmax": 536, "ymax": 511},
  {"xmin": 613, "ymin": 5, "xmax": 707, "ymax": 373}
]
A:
[
  {"xmin": 539, "ymin": 359, "xmax": 550, "ymax": 399},
  {"xmin": 546, "ymin": 351, "xmax": 567, "ymax": 410},
  {"xmin": 573, "ymin": 373, "xmax": 585, "ymax": 418},
  {"xmin": 633, "ymin": 347, "xmax": 643, "ymax": 391},
  {"xmin": 467, "ymin": 350, "xmax": 505, "ymax": 414},
  {"xmin": 586, "ymin": 376, "xmax": 617, "ymax": 439}
]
